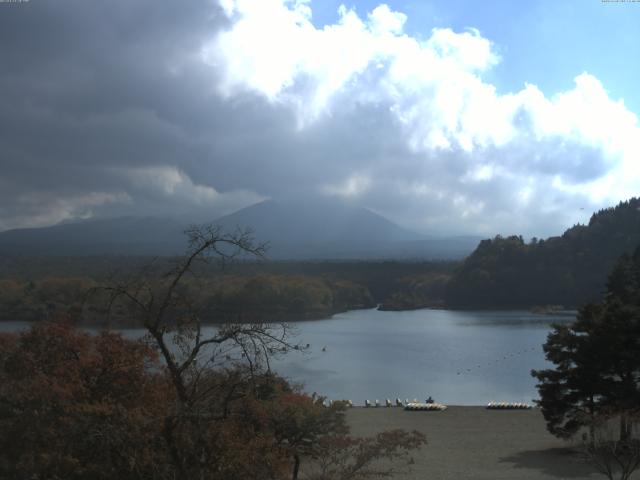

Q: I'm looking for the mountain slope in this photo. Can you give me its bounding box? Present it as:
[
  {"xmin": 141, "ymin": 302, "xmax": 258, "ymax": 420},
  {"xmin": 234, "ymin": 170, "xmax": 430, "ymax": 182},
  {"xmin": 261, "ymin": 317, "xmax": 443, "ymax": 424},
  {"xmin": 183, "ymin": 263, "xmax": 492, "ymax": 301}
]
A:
[
  {"xmin": 215, "ymin": 199, "xmax": 479, "ymax": 259},
  {"xmin": 445, "ymin": 198, "xmax": 640, "ymax": 308},
  {"xmin": 215, "ymin": 199, "xmax": 418, "ymax": 255},
  {"xmin": 0, "ymin": 217, "xmax": 187, "ymax": 255},
  {"xmin": 0, "ymin": 199, "xmax": 481, "ymax": 259}
]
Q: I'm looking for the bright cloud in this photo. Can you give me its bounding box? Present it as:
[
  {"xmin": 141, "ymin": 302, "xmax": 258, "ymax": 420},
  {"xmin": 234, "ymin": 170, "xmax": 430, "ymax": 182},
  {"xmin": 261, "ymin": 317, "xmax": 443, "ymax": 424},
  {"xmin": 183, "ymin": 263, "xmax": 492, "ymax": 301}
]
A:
[
  {"xmin": 322, "ymin": 173, "xmax": 372, "ymax": 198},
  {"xmin": 124, "ymin": 166, "xmax": 266, "ymax": 209},
  {"xmin": 208, "ymin": 0, "xmax": 640, "ymax": 233},
  {"xmin": 0, "ymin": 191, "xmax": 130, "ymax": 231},
  {"xmin": 1, "ymin": 0, "xmax": 638, "ymax": 237}
]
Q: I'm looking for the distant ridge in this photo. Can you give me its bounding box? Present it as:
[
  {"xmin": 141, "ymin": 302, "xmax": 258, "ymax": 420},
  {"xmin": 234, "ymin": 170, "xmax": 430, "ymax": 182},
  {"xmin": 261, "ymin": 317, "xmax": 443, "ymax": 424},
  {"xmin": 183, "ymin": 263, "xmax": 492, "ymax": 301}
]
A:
[
  {"xmin": 446, "ymin": 197, "xmax": 640, "ymax": 308},
  {"xmin": 214, "ymin": 198, "xmax": 481, "ymax": 259},
  {"xmin": 0, "ymin": 217, "xmax": 186, "ymax": 256},
  {"xmin": 0, "ymin": 199, "xmax": 481, "ymax": 259},
  {"xmin": 215, "ymin": 199, "xmax": 417, "ymax": 258}
]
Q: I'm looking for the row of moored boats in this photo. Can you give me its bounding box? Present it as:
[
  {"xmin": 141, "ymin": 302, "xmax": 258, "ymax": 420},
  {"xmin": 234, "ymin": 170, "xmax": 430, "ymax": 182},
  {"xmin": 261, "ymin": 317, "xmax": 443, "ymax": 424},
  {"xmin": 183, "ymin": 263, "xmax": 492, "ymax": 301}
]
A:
[
  {"xmin": 486, "ymin": 402, "xmax": 532, "ymax": 409},
  {"xmin": 326, "ymin": 399, "xmax": 533, "ymax": 410}
]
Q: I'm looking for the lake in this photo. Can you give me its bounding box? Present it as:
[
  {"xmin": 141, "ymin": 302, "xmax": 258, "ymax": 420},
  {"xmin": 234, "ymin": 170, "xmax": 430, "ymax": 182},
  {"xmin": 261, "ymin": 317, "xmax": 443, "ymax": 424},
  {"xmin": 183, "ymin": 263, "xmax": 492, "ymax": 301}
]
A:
[
  {"xmin": 270, "ymin": 308, "xmax": 575, "ymax": 406},
  {"xmin": 0, "ymin": 308, "xmax": 575, "ymax": 406}
]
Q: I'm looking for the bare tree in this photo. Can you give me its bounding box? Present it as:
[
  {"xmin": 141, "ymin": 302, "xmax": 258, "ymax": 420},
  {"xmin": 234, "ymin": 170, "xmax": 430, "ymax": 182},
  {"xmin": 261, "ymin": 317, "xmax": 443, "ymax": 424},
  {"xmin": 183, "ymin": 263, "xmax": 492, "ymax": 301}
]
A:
[
  {"xmin": 583, "ymin": 411, "xmax": 640, "ymax": 480},
  {"xmin": 95, "ymin": 225, "xmax": 302, "ymax": 479},
  {"xmin": 302, "ymin": 429, "xmax": 426, "ymax": 480},
  {"xmin": 86, "ymin": 224, "xmax": 426, "ymax": 480}
]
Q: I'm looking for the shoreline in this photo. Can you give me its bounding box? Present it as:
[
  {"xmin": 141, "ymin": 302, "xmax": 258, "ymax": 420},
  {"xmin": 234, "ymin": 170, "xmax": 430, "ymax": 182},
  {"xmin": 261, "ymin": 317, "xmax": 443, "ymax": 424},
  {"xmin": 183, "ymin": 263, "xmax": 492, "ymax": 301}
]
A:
[
  {"xmin": 0, "ymin": 304, "xmax": 579, "ymax": 327},
  {"xmin": 346, "ymin": 406, "xmax": 600, "ymax": 479}
]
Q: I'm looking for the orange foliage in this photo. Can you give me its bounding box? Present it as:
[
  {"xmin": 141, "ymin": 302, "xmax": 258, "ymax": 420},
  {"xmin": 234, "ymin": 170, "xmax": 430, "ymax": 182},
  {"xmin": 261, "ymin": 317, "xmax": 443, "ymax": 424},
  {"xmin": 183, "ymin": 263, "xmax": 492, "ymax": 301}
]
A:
[{"xmin": 0, "ymin": 320, "xmax": 168, "ymax": 479}]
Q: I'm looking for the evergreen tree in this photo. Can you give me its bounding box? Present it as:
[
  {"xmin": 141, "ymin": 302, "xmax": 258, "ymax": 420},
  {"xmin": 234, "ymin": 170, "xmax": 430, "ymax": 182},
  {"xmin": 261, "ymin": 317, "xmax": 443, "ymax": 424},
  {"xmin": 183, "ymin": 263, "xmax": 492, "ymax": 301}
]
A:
[
  {"xmin": 532, "ymin": 246, "xmax": 640, "ymax": 440},
  {"xmin": 447, "ymin": 197, "xmax": 640, "ymax": 308}
]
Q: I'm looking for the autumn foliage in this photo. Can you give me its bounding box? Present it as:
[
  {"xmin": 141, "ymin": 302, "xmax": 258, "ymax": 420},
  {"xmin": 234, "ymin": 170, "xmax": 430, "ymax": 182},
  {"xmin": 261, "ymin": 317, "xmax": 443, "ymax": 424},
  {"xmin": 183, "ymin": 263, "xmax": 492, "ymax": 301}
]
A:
[
  {"xmin": 0, "ymin": 321, "xmax": 167, "ymax": 479},
  {"xmin": 0, "ymin": 320, "xmax": 425, "ymax": 480},
  {"xmin": 0, "ymin": 226, "xmax": 425, "ymax": 479}
]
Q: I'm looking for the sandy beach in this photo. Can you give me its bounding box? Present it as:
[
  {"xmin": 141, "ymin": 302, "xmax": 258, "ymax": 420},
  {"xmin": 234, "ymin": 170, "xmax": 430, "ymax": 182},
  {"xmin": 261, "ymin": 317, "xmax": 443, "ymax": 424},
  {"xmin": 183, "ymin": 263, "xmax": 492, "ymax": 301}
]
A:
[{"xmin": 346, "ymin": 407, "xmax": 606, "ymax": 480}]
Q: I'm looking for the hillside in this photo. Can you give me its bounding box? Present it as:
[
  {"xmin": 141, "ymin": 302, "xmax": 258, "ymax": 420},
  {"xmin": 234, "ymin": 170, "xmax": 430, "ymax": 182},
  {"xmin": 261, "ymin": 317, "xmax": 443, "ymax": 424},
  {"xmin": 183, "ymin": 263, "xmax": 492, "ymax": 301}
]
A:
[
  {"xmin": 216, "ymin": 198, "xmax": 422, "ymax": 245},
  {"xmin": 0, "ymin": 217, "xmax": 186, "ymax": 256},
  {"xmin": 0, "ymin": 199, "xmax": 480, "ymax": 260},
  {"xmin": 445, "ymin": 198, "xmax": 640, "ymax": 308},
  {"xmin": 215, "ymin": 199, "xmax": 480, "ymax": 259}
]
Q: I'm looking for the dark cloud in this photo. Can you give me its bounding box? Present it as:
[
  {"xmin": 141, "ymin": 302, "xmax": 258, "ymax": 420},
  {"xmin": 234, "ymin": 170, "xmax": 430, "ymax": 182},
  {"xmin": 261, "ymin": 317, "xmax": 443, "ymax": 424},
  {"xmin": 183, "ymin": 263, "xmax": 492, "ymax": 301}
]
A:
[
  {"xmin": 0, "ymin": 0, "xmax": 245, "ymax": 228},
  {"xmin": 0, "ymin": 0, "xmax": 633, "ymax": 236}
]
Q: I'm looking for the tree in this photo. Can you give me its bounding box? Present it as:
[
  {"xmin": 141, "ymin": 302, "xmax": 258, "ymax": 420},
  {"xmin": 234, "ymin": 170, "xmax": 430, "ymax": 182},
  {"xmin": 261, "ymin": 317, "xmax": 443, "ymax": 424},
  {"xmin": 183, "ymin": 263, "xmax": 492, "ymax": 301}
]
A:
[
  {"xmin": 96, "ymin": 225, "xmax": 305, "ymax": 479},
  {"xmin": 532, "ymin": 246, "xmax": 640, "ymax": 446},
  {"xmin": 447, "ymin": 197, "xmax": 640, "ymax": 309},
  {"xmin": 0, "ymin": 319, "xmax": 303, "ymax": 479},
  {"xmin": 302, "ymin": 429, "xmax": 426, "ymax": 480},
  {"xmin": 0, "ymin": 225, "xmax": 426, "ymax": 479},
  {"xmin": 531, "ymin": 306, "xmax": 604, "ymax": 438},
  {"xmin": 583, "ymin": 411, "xmax": 640, "ymax": 480},
  {"xmin": 264, "ymin": 392, "xmax": 349, "ymax": 479},
  {"xmin": 90, "ymin": 224, "xmax": 424, "ymax": 479},
  {"xmin": 0, "ymin": 319, "xmax": 169, "ymax": 480}
]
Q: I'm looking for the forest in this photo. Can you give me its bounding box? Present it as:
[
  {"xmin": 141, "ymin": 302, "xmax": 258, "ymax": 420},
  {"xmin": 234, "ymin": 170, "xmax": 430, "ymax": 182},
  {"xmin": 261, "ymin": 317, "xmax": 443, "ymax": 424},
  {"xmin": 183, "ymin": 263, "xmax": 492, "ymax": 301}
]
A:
[
  {"xmin": 0, "ymin": 275, "xmax": 375, "ymax": 326},
  {"xmin": 446, "ymin": 198, "xmax": 640, "ymax": 309},
  {"xmin": 0, "ymin": 227, "xmax": 427, "ymax": 479},
  {"xmin": 0, "ymin": 258, "xmax": 454, "ymax": 324},
  {"xmin": 1, "ymin": 198, "xmax": 639, "ymax": 323}
]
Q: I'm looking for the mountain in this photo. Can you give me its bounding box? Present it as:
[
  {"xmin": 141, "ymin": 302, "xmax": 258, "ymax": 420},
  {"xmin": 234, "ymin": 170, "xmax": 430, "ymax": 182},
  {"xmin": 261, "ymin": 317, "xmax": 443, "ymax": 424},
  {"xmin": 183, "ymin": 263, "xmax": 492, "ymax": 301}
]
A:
[
  {"xmin": 0, "ymin": 217, "xmax": 187, "ymax": 256},
  {"xmin": 0, "ymin": 199, "xmax": 480, "ymax": 259},
  {"xmin": 216, "ymin": 198, "xmax": 421, "ymax": 245},
  {"xmin": 445, "ymin": 197, "xmax": 640, "ymax": 308},
  {"xmin": 214, "ymin": 199, "xmax": 478, "ymax": 259}
]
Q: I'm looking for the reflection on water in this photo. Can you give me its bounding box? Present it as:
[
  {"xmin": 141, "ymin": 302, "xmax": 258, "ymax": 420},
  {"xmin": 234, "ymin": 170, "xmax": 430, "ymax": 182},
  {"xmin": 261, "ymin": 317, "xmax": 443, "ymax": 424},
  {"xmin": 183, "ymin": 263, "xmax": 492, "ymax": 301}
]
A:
[
  {"xmin": 1, "ymin": 308, "xmax": 575, "ymax": 406},
  {"xmin": 271, "ymin": 308, "xmax": 575, "ymax": 406}
]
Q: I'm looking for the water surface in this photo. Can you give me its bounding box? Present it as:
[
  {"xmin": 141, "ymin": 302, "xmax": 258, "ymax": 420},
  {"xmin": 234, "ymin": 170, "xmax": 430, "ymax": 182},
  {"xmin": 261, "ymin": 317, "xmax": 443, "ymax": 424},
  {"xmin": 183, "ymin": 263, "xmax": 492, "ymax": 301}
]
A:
[
  {"xmin": 1, "ymin": 308, "xmax": 574, "ymax": 405},
  {"xmin": 271, "ymin": 308, "xmax": 574, "ymax": 406}
]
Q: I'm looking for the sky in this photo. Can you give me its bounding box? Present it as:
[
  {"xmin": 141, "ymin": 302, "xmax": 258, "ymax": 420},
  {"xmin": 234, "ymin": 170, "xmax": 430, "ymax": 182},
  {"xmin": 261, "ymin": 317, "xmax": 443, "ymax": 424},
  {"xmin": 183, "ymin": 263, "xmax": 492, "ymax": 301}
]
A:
[{"xmin": 0, "ymin": 0, "xmax": 639, "ymax": 237}]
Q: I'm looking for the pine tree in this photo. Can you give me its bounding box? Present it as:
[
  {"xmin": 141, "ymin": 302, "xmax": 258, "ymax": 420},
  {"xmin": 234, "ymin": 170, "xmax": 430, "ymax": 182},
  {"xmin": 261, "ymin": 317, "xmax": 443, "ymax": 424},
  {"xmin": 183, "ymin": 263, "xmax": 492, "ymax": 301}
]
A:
[{"xmin": 532, "ymin": 246, "xmax": 640, "ymax": 440}]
